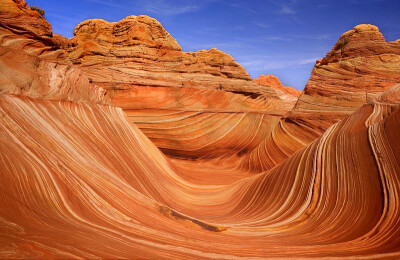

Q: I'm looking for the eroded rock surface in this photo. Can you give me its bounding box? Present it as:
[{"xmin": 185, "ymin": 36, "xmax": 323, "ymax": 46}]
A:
[
  {"xmin": 1, "ymin": 1, "xmax": 400, "ymax": 259},
  {"xmin": 0, "ymin": 0, "xmax": 109, "ymax": 104},
  {"xmin": 240, "ymin": 24, "xmax": 400, "ymax": 172},
  {"xmin": 255, "ymin": 74, "xmax": 302, "ymax": 97},
  {"xmin": 62, "ymin": 15, "xmax": 295, "ymax": 159}
]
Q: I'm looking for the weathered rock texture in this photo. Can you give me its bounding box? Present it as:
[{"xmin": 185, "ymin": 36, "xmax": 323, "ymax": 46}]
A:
[
  {"xmin": 66, "ymin": 15, "xmax": 292, "ymax": 112},
  {"xmin": 254, "ymin": 74, "xmax": 302, "ymax": 97},
  {"xmin": 0, "ymin": 0, "xmax": 109, "ymax": 104},
  {"xmin": 239, "ymin": 24, "xmax": 400, "ymax": 172},
  {"xmin": 1, "ymin": 1, "xmax": 400, "ymax": 259},
  {"xmin": 61, "ymin": 15, "xmax": 297, "ymax": 159},
  {"xmin": 297, "ymin": 24, "xmax": 400, "ymax": 112}
]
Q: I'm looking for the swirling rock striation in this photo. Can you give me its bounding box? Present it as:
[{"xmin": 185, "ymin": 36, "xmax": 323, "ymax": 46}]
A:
[
  {"xmin": 1, "ymin": 83, "xmax": 400, "ymax": 259},
  {"xmin": 60, "ymin": 15, "xmax": 297, "ymax": 160},
  {"xmin": 239, "ymin": 24, "xmax": 400, "ymax": 172},
  {"xmin": 1, "ymin": 0, "xmax": 400, "ymax": 259}
]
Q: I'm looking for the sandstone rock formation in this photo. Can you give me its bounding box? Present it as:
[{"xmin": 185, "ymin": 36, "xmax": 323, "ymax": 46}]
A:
[
  {"xmin": 239, "ymin": 24, "xmax": 400, "ymax": 172},
  {"xmin": 297, "ymin": 24, "xmax": 400, "ymax": 113},
  {"xmin": 61, "ymin": 15, "xmax": 297, "ymax": 160},
  {"xmin": 0, "ymin": 0, "xmax": 109, "ymax": 104},
  {"xmin": 1, "ymin": 0, "xmax": 400, "ymax": 259},
  {"xmin": 65, "ymin": 15, "xmax": 290, "ymax": 111},
  {"xmin": 254, "ymin": 74, "xmax": 302, "ymax": 97}
]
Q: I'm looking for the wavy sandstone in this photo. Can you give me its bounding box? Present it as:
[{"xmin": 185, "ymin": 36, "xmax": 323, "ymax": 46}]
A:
[
  {"xmin": 60, "ymin": 15, "xmax": 297, "ymax": 160},
  {"xmin": 240, "ymin": 24, "xmax": 400, "ymax": 172},
  {"xmin": 1, "ymin": 0, "xmax": 400, "ymax": 259}
]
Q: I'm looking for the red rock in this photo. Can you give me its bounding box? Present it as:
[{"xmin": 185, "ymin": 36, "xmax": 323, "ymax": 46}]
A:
[
  {"xmin": 0, "ymin": 0, "xmax": 109, "ymax": 104},
  {"xmin": 254, "ymin": 74, "xmax": 302, "ymax": 97},
  {"xmin": 239, "ymin": 24, "xmax": 400, "ymax": 172},
  {"xmin": 0, "ymin": 0, "xmax": 52, "ymax": 39},
  {"xmin": 63, "ymin": 15, "xmax": 296, "ymax": 159},
  {"xmin": 296, "ymin": 24, "xmax": 400, "ymax": 113},
  {"xmin": 65, "ymin": 16, "xmax": 294, "ymax": 112},
  {"xmin": 1, "ymin": 1, "xmax": 400, "ymax": 258}
]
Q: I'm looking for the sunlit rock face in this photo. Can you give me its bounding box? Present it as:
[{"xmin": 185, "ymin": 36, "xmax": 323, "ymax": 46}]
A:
[
  {"xmin": 1, "ymin": 0, "xmax": 400, "ymax": 259},
  {"xmin": 254, "ymin": 74, "xmax": 302, "ymax": 97},
  {"xmin": 65, "ymin": 14, "xmax": 290, "ymax": 109},
  {"xmin": 239, "ymin": 24, "xmax": 400, "ymax": 172},
  {"xmin": 0, "ymin": 0, "xmax": 109, "ymax": 104},
  {"xmin": 298, "ymin": 24, "xmax": 400, "ymax": 112},
  {"xmin": 61, "ymin": 15, "xmax": 296, "ymax": 160}
]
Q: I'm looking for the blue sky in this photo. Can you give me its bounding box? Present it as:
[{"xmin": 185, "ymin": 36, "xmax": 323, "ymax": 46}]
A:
[{"xmin": 28, "ymin": 0, "xmax": 400, "ymax": 90}]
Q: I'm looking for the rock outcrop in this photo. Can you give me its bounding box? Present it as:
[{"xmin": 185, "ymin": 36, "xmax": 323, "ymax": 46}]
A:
[
  {"xmin": 296, "ymin": 24, "xmax": 400, "ymax": 112},
  {"xmin": 239, "ymin": 24, "xmax": 400, "ymax": 172},
  {"xmin": 61, "ymin": 15, "xmax": 296, "ymax": 159},
  {"xmin": 1, "ymin": 1, "xmax": 400, "ymax": 258},
  {"xmin": 0, "ymin": 0, "xmax": 109, "ymax": 104},
  {"xmin": 65, "ymin": 15, "xmax": 291, "ymax": 112},
  {"xmin": 254, "ymin": 74, "xmax": 302, "ymax": 97}
]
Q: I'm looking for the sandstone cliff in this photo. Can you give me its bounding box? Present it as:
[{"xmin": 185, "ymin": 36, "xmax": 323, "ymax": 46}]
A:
[
  {"xmin": 61, "ymin": 15, "xmax": 297, "ymax": 159},
  {"xmin": 296, "ymin": 24, "xmax": 400, "ymax": 112},
  {"xmin": 0, "ymin": 0, "xmax": 109, "ymax": 104},
  {"xmin": 240, "ymin": 24, "xmax": 400, "ymax": 172},
  {"xmin": 65, "ymin": 15, "xmax": 292, "ymax": 112}
]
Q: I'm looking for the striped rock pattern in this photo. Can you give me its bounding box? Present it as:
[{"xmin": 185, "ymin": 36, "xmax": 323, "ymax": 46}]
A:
[
  {"xmin": 0, "ymin": 0, "xmax": 109, "ymax": 104},
  {"xmin": 239, "ymin": 24, "xmax": 400, "ymax": 172},
  {"xmin": 1, "ymin": 84, "xmax": 400, "ymax": 259},
  {"xmin": 65, "ymin": 15, "xmax": 296, "ymax": 112},
  {"xmin": 61, "ymin": 15, "xmax": 298, "ymax": 160},
  {"xmin": 1, "ymin": 0, "xmax": 400, "ymax": 258}
]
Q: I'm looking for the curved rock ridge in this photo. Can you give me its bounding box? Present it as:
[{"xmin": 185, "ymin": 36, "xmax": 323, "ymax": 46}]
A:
[
  {"xmin": 127, "ymin": 109, "xmax": 282, "ymax": 160},
  {"xmin": 239, "ymin": 24, "xmax": 400, "ymax": 172},
  {"xmin": 61, "ymin": 14, "xmax": 297, "ymax": 160},
  {"xmin": 254, "ymin": 74, "xmax": 302, "ymax": 97},
  {"xmin": 2, "ymin": 1, "xmax": 400, "ymax": 258},
  {"xmin": 0, "ymin": 0, "xmax": 109, "ymax": 104},
  {"xmin": 1, "ymin": 84, "xmax": 400, "ymax": 259}
]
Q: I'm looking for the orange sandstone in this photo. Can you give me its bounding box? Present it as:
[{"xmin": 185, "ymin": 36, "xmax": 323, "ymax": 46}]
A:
[
  {"xmin": 1, "ymin": 1, "xmax": 400, "ymax": 259},
  {"xmin": 62, "ymin": 15, "xmax": 297, "ymax": 160},
  {"xmin": 254, "ymin": 74, "xmax": 302, "ymax": 97}
]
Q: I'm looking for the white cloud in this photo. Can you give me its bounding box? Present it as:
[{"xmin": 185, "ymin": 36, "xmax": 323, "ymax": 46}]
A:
[
  {"xmin": 252, "ymin": 22, "xmax": 269, "ymax": 28},
  {"xmin": 86, "ymin": 0, "xmax": 214, "ymax": 16},
  {"xmin": 86, "ymin": 0, "xmax": 123, "ymax": 8},
  {"xmin": 294, "ymin": 34, "xmax": 335, "ymax": 40},
  {"xmin": 279, "ymin": 5, "xmax": 296, "ymax": 14},
  {"xmin": 239, "ymin": 57, "xmax": 319, "ymax": 70},
  {"xmin": 139, "ymin": 0, "xmax": 215, "ymax": 16}
]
